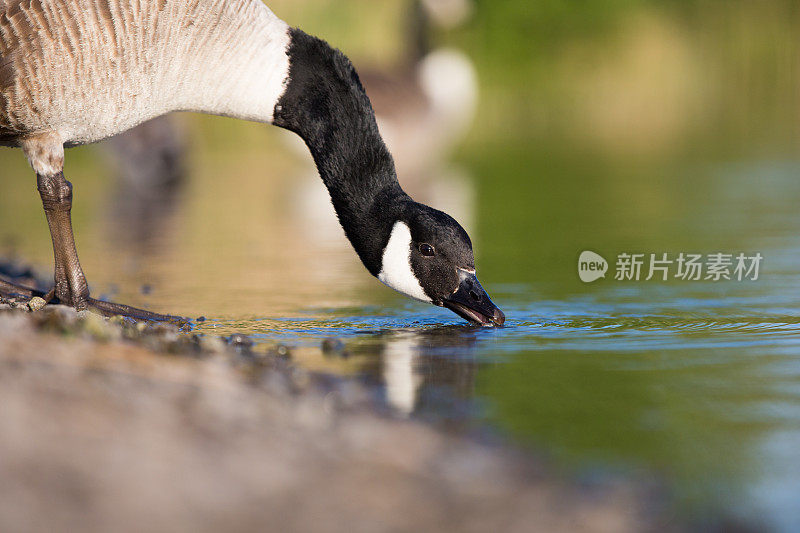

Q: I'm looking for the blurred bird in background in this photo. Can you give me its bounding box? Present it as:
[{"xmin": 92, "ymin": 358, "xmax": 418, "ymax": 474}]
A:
[{"xmin": 101, "ymin": 114, "xmax": 187, "ymax": 247}]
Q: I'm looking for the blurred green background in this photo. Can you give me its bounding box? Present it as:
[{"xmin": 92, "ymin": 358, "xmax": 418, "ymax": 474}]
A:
[{"xmin": 2, "ymin": 0, "xmax": 800, "ymax": 529}]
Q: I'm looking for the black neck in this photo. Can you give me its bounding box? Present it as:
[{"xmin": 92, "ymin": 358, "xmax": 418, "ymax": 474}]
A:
[{"xmin": 272, "ymin": 28, "xmax": 408, "ymax": 275}]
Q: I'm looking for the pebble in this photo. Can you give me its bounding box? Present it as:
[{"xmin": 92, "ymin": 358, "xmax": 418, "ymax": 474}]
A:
[
  {"xmin": 27, "ymin": 297, "xmax": 47, "ymax": 312},
  {"xmin": 228, "ymin": 333, "xmax": 253, "ymax": 350},
  {"xmin": 321, "ymin": 337, "xmax": 347, "ymax": 358},
  {"xmin": 271, "ymin": 343, "xmax": 292, "ymax": 360}
]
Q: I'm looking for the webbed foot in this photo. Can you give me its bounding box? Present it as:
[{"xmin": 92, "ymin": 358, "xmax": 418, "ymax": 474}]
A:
[{"xmin": 1, "ymin": 274, "xmax": 186, "ymax": 326}]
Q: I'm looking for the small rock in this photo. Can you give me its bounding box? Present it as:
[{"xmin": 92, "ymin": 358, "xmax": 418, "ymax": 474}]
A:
[
  {"xmin": 272, "ymin": 343, "xmax": 291, "ymax": 360},
  {"xmin": 27, "ymin": 297, "xmax": 47, "ymax": 312},
  {"xmin": 228, "ymin": 333, "xmax": 254, "ymax": 355},
  {"xmin": 321, "ymin": 337, "xmax": 347, "ymax": 358}
]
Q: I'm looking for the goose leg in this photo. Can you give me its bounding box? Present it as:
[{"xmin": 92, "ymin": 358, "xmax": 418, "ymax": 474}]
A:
[
  {"xmin": 19, "ymin": 134, "xmax": 185, "ymax": 324},
  {"xmin": 36, "ymin": 173, "xmax": 184, "ymax": 322},
  {"xmin": 37, "ymin": 170, "xmax": 90, "ymax": 308}
]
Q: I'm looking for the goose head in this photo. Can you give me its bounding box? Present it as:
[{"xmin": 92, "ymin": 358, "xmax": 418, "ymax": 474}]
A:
[{"xmin": 376, "ymin": 202, "xmax": 505, "ymax": 327}]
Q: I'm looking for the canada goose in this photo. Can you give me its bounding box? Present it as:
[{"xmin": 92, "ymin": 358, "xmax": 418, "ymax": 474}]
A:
[{"xmin": 0, "ymin": 0, "xmax": 504, "ymax": 326}]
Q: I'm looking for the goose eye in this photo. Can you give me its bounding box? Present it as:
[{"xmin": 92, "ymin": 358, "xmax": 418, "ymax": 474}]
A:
[{"xmin": 419, "ymin": 243, "xmax": 435, "ymax": 257}]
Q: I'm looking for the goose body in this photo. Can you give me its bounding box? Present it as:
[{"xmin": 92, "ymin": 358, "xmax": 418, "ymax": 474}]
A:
[
  {"xmin": 0, "ymin": 0, "xmax": 287, "ymax": 146},
  {"xmin": 0, "ymin": 0, "xmax": 504, "ymax": 326}
]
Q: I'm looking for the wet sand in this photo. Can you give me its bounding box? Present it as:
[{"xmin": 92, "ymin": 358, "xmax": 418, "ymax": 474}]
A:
[{"xmin": 0, "ymin": 297, "xmax": 672, "ymax": 533}]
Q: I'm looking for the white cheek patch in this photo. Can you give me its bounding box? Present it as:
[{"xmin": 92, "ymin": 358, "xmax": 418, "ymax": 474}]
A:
[{"xmin": 378, "ymin": 222, "xmax": 432, "ymax": 303}]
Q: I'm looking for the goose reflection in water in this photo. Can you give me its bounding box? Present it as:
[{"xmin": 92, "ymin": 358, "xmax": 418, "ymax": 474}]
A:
[{"xmin": 357, "ymin": 327, "xmax": 481, "ymax": 421}]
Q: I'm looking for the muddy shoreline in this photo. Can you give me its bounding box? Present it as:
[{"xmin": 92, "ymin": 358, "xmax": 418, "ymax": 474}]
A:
[{"xmin": 0, "ymin": 294, "xmax": 680, "ymax": 533}]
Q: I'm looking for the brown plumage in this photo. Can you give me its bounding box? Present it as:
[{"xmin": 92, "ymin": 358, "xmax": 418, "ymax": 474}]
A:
[{"xmin": 0, "ymin": 0, "xmax": 289, "ymax": 149}]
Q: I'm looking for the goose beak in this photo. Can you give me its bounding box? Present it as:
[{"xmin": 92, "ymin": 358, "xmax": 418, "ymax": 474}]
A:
[{"xmin": 442, "ymin": 270, "xmax": 505, "ymax": 327}]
